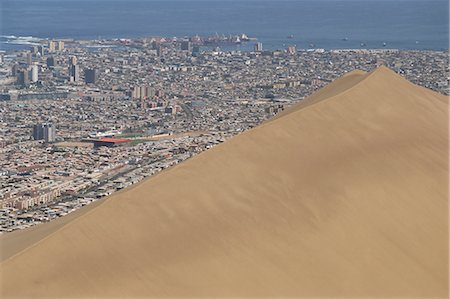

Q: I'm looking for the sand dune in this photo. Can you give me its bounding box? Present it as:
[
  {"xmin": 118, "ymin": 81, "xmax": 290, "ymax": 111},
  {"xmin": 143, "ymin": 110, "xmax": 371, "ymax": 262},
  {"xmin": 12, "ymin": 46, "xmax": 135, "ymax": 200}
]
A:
[{"xmin": 1, "ymin": 66, "xmax": 448, "ymax": 297}]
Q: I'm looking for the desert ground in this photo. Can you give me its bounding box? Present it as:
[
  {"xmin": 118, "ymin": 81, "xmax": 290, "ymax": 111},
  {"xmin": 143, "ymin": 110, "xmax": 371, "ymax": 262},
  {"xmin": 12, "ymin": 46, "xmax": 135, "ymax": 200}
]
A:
[{"xmin": 1, "ymin": 66, "xmax": 448, "ymax": 297}]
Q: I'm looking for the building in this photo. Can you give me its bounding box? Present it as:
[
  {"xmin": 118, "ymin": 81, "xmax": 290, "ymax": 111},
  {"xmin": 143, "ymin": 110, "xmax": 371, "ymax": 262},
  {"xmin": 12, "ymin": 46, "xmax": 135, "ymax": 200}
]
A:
[
  {"xmin": 32, "ymin": 124, "xmax": 44, "ymax": 140},
  {"xmin": 140, "ymin": 86, "xmax": 147, "ymax": 99},
  {"xmin": 43, "ymin": 123, "xmax": 56, "ymax": 142},
  {"xmin": 30, "ymin": 64, "xmax": 38, "ymax": 83},
  {"xmin": 69, "ymin": 65, "xmax": 80, "ymax": 82},
  {"xmin": 254, "ymin": 42, "xmax": 263, "ymax": 52},
  {"xmin": 33, "ymin": 123, "xmax": 56, "ymax": 143},
  {"xmin": 132, "ymin": 85, "xmax": 154, "ymax": 99},
  {"xmin": 37, "ymin": 46, "xmax": 45, "ymax": 56},
  {"xmin": 48, "ymin": 40, "xmax": 56, "ymax": 53},
  {"xmin": 17, "ymin": 69, "xmax": 29, "ymax": 87},
  {"xmin": 132, "ymin": 86, "xmax": 141, "ymax": 99},
  {"xmin": 69, "ymin": 56, "xmax": 77, "ymax": 66},
  {"xmin": 26, "ymin": 52, "xmax": 32, "ymax": 65},
  {"xmin": 181, "ymin": 41, "xmax": 192, "ymax": 52},
  {"xmin": 46, "ymin": 56, "xmax": 56, "ymax": 67},
  {"xmin": 84, "ymin": 68, "xmax": 97, "ymax": 84},
  {"xmin": 57, "ymin": 41, "xmax": 64, "ymax": 51},
  {"xmin": 92, "ymin": 138, "xmax": 131, "ymax": 147},
  {"xmin": 192, "ymin": 45, "xmax": 200, "ymax": 56},
  {"xmin": 11, "ymin": 64, "xmax": 19, "ymax": 76},
  {"xmin": 156, "ymin": 45, "xmax": 162, "ymax": 57},
  {"xmin": 287, "ymin": 45, "xmax": 296, "ymax": 55}
]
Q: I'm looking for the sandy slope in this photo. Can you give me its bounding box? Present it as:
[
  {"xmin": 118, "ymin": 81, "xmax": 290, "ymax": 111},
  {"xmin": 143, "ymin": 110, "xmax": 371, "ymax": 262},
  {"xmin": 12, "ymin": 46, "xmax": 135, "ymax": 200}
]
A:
[{"xmin": 0, "ymin": 66, "xmax": 448, "ymax": 297}]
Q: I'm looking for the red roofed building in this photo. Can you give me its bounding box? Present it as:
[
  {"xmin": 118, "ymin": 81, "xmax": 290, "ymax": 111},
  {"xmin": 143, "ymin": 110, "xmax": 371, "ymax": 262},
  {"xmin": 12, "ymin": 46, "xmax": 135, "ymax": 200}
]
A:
[{"xmin": 93, "ymin": 138, "xmax": 131, "ymax": 147}]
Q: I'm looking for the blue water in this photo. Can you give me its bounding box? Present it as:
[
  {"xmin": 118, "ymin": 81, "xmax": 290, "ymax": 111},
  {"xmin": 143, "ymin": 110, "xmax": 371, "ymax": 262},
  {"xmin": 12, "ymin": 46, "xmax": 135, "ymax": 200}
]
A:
[{"xmin": 0, "ymin": 0, "xmax": 448, "ymax": 51}]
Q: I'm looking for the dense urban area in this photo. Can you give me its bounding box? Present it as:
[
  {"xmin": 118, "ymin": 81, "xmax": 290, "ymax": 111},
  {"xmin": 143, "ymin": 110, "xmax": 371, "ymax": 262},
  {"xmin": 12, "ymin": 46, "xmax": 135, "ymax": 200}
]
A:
[{"xmin": 0, "ymin": 35, "xmax": 448, "ymax": 232}]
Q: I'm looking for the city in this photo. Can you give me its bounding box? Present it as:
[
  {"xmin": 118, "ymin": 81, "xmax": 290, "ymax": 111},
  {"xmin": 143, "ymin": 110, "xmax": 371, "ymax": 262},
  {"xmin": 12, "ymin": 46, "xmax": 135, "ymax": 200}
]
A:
[{"xmin": 0, "ymin": 36, "xmax": 448, "ymax": 232}]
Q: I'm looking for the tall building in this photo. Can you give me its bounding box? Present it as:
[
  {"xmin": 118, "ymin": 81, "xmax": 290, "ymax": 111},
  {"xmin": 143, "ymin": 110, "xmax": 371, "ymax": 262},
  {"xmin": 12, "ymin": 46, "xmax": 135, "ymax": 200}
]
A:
[
  {"xmin": 69, "ymin": 56, "xmax": 77, "ymax": 66},
  {"xmin": 140, "ymin": 86, "xmax": 146, "ymax": 99},
  {"xmin": 57, "ymin": 41, "xmax": 64, "ymax": 51},
  {"xmin": 48, "ymin": 40, "xmax": 56, "ymax": 53},
  {"xmin": 26, "ymin": 52, "xmax": 32, "ymax": 65},
  {"xmin": 30, "ymin": 64, "xmax": 38, "ymax": 83},
  {"xmin": 181, "ymin": 41, "xmax": 192, "ymax": 52},
  {"xmin": 31, "ymin": 46, "xmax": 39, "ymax": 54},
  {"xmin": 33, "ymin": 123, "xmax": 55, "ymax": 143},
  {"xmin": 132, "ymin": 86, "xmax": 141, "ymax": 99},
  {"xmin": 254, "ymin": 42, "xmax": 263, "ymax": 52},
  {"xmin": 17, "ymin": 69, "xmax": 30, "ymax": 87},
  {"xmin": 156, "ymin": 45, "xmax": 162, "ymax": 57},
  {"xmin": 132, "ymin": 85, "xmax": 155, "ymax": 99},
  {"xmin": 47, "ymin": 56, "xmax": 56, "ymax": 67},
  {"xmin": 43, "ymin": 123, "xmax": 56, "ymax": 143},
  {"xmin": 192, "ymin": 45, "xmax": 200, "ymax": 56},
  {"xmin": 11, "ymin": 64, "xmax": 19, "ymax": 76},
  {"xmin": 145, "ymin": 86, "xmax": 155, "ymax": 98},
  {"xmin": 33, "ymin": 124, "xmax": 44, "ymax": 140},
  {"xmin": 37, "ymin": 45, "xmax": 45, "ymax": 56},
  {"xmin": 287, "ymin": 45, "xmax": 296, "ymax": 55},
  {"xmin": 69, "ymin": 65, "xmax": 80, "ymax": 82},
  {"xmin": 84, "ymin": 68, "xmax": 97, "ymax": 84}
]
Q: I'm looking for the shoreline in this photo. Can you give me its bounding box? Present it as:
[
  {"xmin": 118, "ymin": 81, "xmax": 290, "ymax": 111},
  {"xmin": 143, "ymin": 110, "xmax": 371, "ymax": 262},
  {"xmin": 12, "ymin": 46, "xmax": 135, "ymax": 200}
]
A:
[{"xmin": 1, "ymin": 35, "xmax": 448, "ymax": 53}]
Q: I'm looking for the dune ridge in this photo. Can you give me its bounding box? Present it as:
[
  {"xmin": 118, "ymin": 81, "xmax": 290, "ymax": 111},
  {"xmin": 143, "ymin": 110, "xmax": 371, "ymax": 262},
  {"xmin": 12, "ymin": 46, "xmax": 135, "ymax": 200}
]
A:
[{"xmin": 0, "ymin": 66, "xmax": 448, "ymax": 298}]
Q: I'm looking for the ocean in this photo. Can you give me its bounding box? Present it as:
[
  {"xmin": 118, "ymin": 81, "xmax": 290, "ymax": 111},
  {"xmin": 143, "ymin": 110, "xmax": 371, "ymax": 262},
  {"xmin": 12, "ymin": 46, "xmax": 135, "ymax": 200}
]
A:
[{"xmin": 0, "ymin": 0, "xmax": 448, "ymax": 51}]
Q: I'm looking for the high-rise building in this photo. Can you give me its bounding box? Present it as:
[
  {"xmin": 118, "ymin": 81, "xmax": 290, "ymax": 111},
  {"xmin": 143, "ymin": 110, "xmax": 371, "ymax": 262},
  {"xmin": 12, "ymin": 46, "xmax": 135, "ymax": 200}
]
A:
[
  {"xmin": 37, "ymin": 46, "xmax": 45, "ymax": 56},
  {"xmin": 57, "ymin": 41, "xmax": 64, "ymax": 51},
  {"xmin": 254, "ymin": 42, "xmax": 263, "ymax": 52},
  {"xmin": 156, "ymin": 45, "xmax": 162, "ymax": 57},
  {"xmin": 17, "ymin": 69, "xmax": 30, "ymax": 87},
  {"xmin": 48, "ymin": 40, "xmax": 56, "ymax": 53},
  {"xmin": 132, "ymin": 86, "xmax": 141, "ymax": 99},
  {"xmin": 11, "ymin": 64, "xmax": 19, "ymax": 76},
  {"xmin": 84, "ymin": 68, "xmax": 97, "ymax": 84},
  {"xmin": 69, "ymin": 65, "xmax": 80, "ymax": 82},
  {"xmin": 181, "ymin": 41, "xmax": 192, "ymax": 52},
  {"xmin": 47, "ymin": 56, "xmax": 56, "ymax": 67},
  {"xmin": 33, "ymin": 124, "xmax": 44, "ymax": 140},
  {"xmin": 132, "ymin": 85, "xmax": 155, "ymax": 99},
  {"xmin": 43, "ymin": 123, "xmax": 56, "ymax": 143},
  {"xmin": 33, "ymin": 123, "xmax": 55, "ymax": 143},
  {"xmin": 26, "ymin": 52, "xmax": 32, "ymax": 65},
  {"xmin": 30, "ymin": 64, "xmax": 38, "ymax": 83},
  {"xmin": 69, "ymin": 56, "xmax": 77, "ymax": 66},
  {"xmin": 287, "ymin": 45, "xmax": 296, "ymax": 55},
  {"xmin": 192, "ymin": 45, "xmax": 200, "ymax": 56},
  {"xmin": 140, "ymin": 86, "xmax": 146, "ymax": 99},
  {"xmin": 145, "ymin": 86, "xmax": 155, "ymax": 98}
]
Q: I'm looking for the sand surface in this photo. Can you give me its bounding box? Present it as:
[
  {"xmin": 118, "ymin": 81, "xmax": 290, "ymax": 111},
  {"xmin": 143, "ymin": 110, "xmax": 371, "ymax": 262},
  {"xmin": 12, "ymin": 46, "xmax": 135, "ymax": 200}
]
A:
[
  {"xmin": 1, "ymin": 66, "xmax": 448, "ymax": 297},
  {"xmin": 0, "ymin": 199, "xmax": 105, "ymax": 262}
]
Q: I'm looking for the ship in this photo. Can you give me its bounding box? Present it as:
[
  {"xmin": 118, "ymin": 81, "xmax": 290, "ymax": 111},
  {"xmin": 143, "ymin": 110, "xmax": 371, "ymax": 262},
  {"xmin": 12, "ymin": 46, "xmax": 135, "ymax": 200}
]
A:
[{"xmin": 240, "ymin": 33, "xmax": 250, "ymax": 41}]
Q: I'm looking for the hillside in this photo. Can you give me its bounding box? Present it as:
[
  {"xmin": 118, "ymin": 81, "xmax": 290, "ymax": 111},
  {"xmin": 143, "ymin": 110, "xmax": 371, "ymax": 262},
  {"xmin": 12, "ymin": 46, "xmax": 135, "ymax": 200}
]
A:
[{"xmin": 1, "ymin": 66, "xmax": 448, "ymax": 297}]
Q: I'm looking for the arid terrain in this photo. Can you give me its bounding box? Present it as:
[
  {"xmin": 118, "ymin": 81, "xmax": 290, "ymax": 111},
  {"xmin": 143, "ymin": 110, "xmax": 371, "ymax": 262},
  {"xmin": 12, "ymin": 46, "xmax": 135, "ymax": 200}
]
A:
[{"xmin": 1, "ymin": 66, "xmax": 448, "ymax": 297}]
